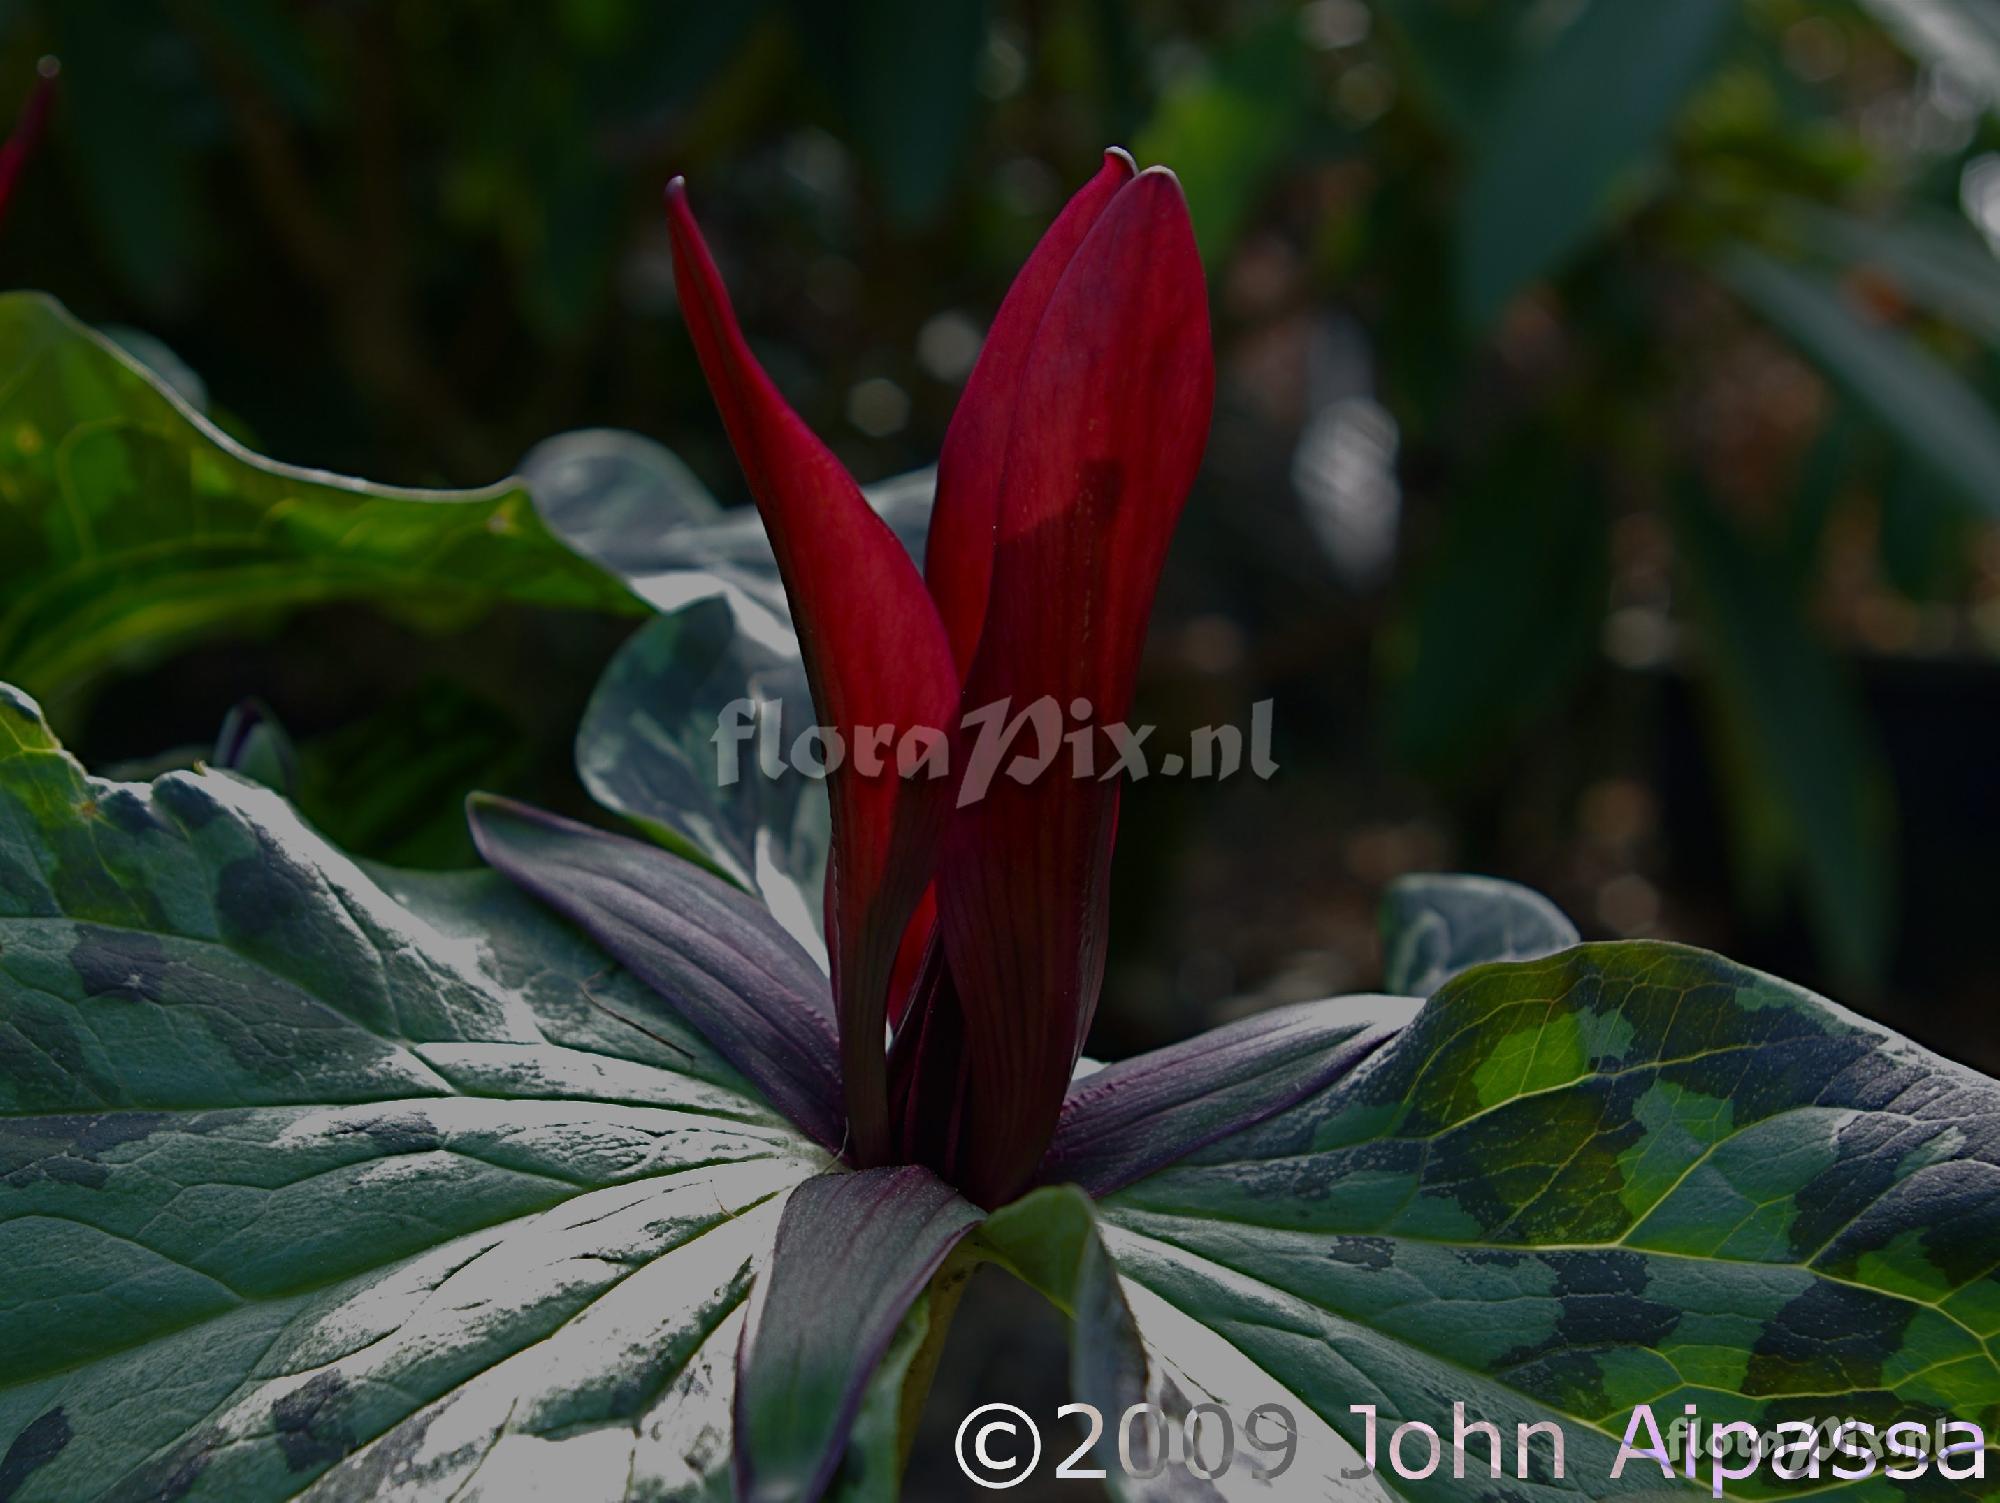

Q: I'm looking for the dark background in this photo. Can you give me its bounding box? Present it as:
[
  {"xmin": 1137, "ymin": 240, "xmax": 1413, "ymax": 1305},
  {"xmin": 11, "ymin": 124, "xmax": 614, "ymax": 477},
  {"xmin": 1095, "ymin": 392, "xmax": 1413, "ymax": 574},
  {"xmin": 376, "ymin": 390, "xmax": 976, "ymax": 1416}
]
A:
[{"xmin": 4, "ymin": 4, "xmax": 1999, "ymax": 1489}]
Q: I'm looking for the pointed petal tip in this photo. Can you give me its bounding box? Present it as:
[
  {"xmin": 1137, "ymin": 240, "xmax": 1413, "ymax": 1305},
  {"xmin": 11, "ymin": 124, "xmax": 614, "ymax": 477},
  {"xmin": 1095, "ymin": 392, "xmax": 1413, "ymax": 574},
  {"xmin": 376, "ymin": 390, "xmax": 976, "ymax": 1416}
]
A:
[
  {"xmin": 463, "ymin": 790, "xmax": 529, "ymax": 859},
  {"xmin": 33, "ymin": 55, "xmax": 58, "ymax": 81},
  {"xmin": 664, "ymin": 174, "xmax": 687, "ymax": 201},
  {"xmin": 1103, "ymin": 145, "xmax": 1136, "ymax": 175}
]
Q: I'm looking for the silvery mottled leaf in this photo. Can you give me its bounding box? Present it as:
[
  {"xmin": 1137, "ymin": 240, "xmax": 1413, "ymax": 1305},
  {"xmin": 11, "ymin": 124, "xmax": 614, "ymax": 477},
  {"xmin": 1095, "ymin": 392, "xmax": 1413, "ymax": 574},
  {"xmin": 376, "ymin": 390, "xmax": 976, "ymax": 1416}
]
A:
[
  {"xmin": 1092, "ymin": 942, "xmax": 2000, "ymax": 1497},
  {"xmin": 577, "ymin": 594, "xmax": 831, "ymax": 971},
  {"xmin": 1379, "ymin": 872, "xmax": 1581, "ymax": 997},
  {"xmin": 517, "ymin": 427, "xmax": 725, "ymax": 572},
  {"xmin": 0, "ymin": 683, "xmax": 921, "ymax": 1502}
]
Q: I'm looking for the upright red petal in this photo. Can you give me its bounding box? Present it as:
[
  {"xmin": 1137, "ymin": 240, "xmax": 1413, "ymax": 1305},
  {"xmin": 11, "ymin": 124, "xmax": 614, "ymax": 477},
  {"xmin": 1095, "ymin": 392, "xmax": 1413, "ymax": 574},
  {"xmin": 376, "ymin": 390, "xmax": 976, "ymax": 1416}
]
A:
[
  {"xmin": 881, "ymin": 155, "xmax": 1138, "ymax": 1046},
  {"xmin": 883, "ymin": 153, "xmax": 1137, "ymax": 1035},
  {"xmin": 936, "ymin": 168, "xmax": 1213, "ymax": 1207},
  {"xmin": 0, "ymin": 61, "xmax": 57, "ymax": 234},
  {"xmin": 925, "ymin": 147, "xmax": 1135, "ymax": 676},
  {"xmin": 665, "ymin": 181, "xmax": 960, "ymax": 1167},
  {"xmin": 884, "ymin": 881, "xmax": 935, "ymax": 1030}
]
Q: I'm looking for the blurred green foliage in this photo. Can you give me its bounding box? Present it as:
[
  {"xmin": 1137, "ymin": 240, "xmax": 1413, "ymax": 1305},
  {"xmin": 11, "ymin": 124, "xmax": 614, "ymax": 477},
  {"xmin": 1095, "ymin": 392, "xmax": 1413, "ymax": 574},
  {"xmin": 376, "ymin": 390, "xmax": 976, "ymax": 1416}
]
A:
[{"xmin": 5, "ymin": 0, "xmax": 2000, "ymax": 1014}]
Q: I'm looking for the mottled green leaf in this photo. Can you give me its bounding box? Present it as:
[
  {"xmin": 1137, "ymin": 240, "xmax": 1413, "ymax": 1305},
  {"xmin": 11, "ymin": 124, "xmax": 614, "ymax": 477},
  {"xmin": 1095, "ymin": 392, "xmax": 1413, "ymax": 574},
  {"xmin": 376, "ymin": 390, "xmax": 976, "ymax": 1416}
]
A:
[
  {"xmin": 0, "ymin": 294, "xmax": 639, "ymax": 702},
  {"xmin": 1380, "ymin": 872, "xmax": 1581, "ymax": 997},
  {"xmin": 97, "ymin": 325, "xmax": 209, "ymax": 414},
  {"xmin": 0, "ymin": 683, "xmax": 855, "ymax": 1501},
  {"xmin": 1096, "ymin": 942, "xmax": 2000, "ymax": 1497},
  {"xmin": 1460, "ymin": 0, "xmax": 1735, "ymax": 325}
]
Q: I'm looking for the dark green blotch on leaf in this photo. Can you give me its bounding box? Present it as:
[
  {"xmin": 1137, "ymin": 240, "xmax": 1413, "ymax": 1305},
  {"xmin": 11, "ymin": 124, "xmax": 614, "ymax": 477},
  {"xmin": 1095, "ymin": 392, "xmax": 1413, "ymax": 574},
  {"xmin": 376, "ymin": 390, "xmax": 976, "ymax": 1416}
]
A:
[
  {"xmin": 1746, "ymin": 1278, "xmax": 1919, "ymax": 1396},
  {"xmin": 272, "ymin": 1372, "xmax": 357, "ymax": 1473},
  {"xmin": 71, "ymin": 927, "xmax": 170, "ymax": 1004},
  {"xmin": 0, "ymin": 1408, "xmax": 70, "ymax": 1503},
  {"xmin": 336, "ymin": 1110, "xmax": 441, "ymax": 1156}
]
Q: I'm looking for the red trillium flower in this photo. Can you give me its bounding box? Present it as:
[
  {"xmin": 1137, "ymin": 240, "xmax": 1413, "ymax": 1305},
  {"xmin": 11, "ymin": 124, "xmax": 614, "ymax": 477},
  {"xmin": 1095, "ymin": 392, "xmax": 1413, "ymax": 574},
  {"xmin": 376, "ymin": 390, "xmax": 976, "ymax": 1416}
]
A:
[
  {"xmin": 471, "ymin": 151, "xmax": 1401, "ymax": 1503},
  {"xmin": 664, "ymin": 150, "xmax": 1212, "ymax": 1205},
  {"xmin": 473, "ymin": 154, "xmax": 1352, "ymax": 1222}
]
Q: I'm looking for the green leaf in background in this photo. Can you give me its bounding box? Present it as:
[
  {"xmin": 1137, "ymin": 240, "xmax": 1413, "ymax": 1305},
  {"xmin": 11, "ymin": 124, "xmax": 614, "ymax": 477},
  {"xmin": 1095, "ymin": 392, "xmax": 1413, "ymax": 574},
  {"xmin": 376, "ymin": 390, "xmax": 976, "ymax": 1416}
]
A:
[
  {"xmin": 1676, "ymin": 493, "xmax": 1895, "ymax": 988},
  {"xmin": 1459, "ymin": 0, "xmax": 1736, "ymax": 326},
  {"xmin": 1134, "ymin": 14, "xmax": 1315, "ymax": 266},
  {"xmin": 1380, "ymin": 871, "xmax": 1580, "ymax": 996},
  {"xmin": 1782, "ymin": 397, "xmax": 1863, "ymax": 589},
  {"xmin": 202, "ymin": 0, "xmax": 332, "ymax": 122},
  {"xmin": 44, "ymin": 2, "xmax": 205, "ymax": 305},
  {"xmin": 1373, "ymin": 0, "xmax": 1540, "ymax": 139},
  {"xmin": 87, "ymin": 687, "xmax": 531, "ymax": 873},
  {"xmin": 1795, "ymin": 204, "xmax": 2000, "ymax": 349},
  {"xmin": 1879, "ymin": 450, "xmax": 1975, "ymax": 601},
  {"xmin": 0, "ymin": 682, "xmax": 874, "ymax": 1501},
  {"xmin": 1861, "ymin": 0, "xmax": 2000, "ymax": 114},
  {"xmin": 1090, "ymin": 938, "xmax": 2000, "ymax": 1499},
  {"xmin": 0, "ymin": 294, "xmax": 640, "ymax": 708},
  {"xmin": 1721, "ymin": 246, "xmax": 2000, "ymax": 522},
  {"xmin": 295, "ymin": 682, "xmax": 534, "ymax": 870},
  {"xmin": 1385, "ymin": 437, "xmax": 1607, "ymax": 778},
  {"xmin": 787, "ymin": 0, "xmax": 987, "ymax": 226}
]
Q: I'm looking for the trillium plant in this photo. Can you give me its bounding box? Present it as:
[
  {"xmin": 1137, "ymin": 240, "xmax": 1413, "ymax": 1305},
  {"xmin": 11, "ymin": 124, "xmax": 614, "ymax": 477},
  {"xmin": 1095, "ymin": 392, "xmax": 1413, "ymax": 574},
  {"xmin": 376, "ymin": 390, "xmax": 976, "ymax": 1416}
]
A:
[{"xmin": 2, "ymin": 140, "xmax": 1999, "ymax": 1503}]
